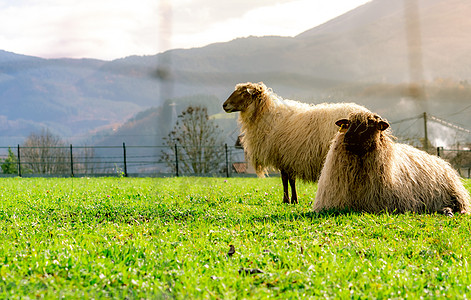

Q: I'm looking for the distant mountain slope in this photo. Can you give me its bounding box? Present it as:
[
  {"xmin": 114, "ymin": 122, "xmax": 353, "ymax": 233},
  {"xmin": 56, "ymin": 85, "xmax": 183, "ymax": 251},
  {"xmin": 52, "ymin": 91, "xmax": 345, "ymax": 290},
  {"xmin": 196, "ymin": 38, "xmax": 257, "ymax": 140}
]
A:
[
  {"xmin": 158, "ymin": 0, "xmax": 471, "ymax": 90},
  {"xmin": 0, "ymin": 50, "xmax": 150, "ymax": 145}
]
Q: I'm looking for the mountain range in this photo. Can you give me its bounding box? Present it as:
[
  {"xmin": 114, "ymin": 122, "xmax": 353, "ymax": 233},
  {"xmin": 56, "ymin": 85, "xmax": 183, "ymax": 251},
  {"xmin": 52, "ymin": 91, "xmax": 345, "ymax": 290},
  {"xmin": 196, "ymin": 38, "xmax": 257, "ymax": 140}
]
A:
[{"xmin": 1, "ymin": 0, "xmax": 470, "ymax": 147}]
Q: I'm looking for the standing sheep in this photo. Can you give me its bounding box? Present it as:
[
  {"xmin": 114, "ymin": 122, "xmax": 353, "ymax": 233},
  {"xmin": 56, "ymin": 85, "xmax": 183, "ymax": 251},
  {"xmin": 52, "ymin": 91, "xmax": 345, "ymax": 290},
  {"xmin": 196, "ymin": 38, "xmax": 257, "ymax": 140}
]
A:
[
  {"xmin": 222, "ymin": 82, "xmax": 370, "ymax": 204},
  {"xmin": 313, "ymin": 111, "xmax": 471, "ymax": 216}
]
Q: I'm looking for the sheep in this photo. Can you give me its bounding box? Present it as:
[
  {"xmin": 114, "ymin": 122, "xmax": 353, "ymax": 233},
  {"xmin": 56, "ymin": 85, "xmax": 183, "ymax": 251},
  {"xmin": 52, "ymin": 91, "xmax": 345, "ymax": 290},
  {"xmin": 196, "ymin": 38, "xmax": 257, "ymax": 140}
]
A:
[
  {"xmin": 222, "ymin": 82, "xmax": 370, "ymax": 204},
  {"xmin": 313, "ymin": 111, "xmax": 471, "ymax": 216}
]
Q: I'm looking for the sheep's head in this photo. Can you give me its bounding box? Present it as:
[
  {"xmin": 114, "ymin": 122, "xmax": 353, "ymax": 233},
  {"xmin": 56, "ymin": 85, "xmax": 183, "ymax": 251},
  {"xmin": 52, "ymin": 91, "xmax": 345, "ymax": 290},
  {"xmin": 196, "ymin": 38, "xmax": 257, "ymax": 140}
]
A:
[
  {"xmin": 335, "ymin": 112, "xmax": 389, "ymax": 156},
  {"xmin": 223, "ymin": 82, "xmax": 265, "ymax": 113}
]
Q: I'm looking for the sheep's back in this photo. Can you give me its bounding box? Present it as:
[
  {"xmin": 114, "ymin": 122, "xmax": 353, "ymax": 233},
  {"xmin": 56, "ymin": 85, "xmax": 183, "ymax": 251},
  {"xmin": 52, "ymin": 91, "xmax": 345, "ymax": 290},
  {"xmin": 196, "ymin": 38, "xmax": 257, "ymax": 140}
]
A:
[{"xmin": 384, "ymin": 143, "xmax": 471, "ymax": 213}]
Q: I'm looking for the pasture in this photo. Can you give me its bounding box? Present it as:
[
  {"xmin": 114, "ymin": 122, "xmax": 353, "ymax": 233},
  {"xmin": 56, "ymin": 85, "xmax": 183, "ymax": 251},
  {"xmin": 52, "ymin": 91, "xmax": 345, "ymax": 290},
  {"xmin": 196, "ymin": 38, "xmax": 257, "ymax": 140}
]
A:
[{"xmin": 1, "ymin": 177, "xmax": 471, "ymax": 299}]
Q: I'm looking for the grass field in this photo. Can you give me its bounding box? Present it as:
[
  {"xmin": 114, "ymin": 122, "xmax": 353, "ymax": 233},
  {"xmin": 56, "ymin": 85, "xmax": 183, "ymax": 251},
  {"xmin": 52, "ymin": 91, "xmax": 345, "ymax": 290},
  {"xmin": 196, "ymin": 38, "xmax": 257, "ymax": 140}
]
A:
[{"xmin": 1, "ymin": 177, "xmax": 471, "ymax": 299}]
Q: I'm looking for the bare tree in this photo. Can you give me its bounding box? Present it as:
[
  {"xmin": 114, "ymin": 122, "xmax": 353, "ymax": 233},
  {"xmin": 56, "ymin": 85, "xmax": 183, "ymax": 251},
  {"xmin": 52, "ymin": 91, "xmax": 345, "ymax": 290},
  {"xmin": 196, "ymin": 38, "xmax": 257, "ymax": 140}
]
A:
[
  {"xmin": 21, "ymin": 129, "xmax": 69, "ymax": 174},
  {"xmin": 161, "ymin": 105, "xmax": 225, "ymax": 174}
]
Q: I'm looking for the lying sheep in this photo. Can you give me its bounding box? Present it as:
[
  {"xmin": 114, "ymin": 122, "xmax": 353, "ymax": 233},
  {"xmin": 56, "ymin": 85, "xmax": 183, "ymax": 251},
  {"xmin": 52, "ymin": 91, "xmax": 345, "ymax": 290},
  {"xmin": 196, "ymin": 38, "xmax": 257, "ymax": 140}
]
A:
[
  {"xmin": 222, "ymin": 82, "xmax": 370, "ymax": 204},
  {"xmin": 314, "ymin": 111, "xmax": 471, "ymax": 216}
]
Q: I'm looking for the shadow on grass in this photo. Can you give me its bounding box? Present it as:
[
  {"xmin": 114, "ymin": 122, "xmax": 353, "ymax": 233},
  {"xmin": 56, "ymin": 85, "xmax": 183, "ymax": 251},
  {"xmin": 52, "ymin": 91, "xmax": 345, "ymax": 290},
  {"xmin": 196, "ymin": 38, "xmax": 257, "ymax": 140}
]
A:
[
  {"xmin": 33, "ymin": 202, "xmax": 402, "ymax": 225},
  {"xmin": 247, "ymin": 207, "xmax": 363, "ymax": 224},
  {"xmin": 35, "ymin": 205, "xmax": 362, "ymax": 225},
  {"xmin": 32, "ymin": 205, "xmax": 454, "ymax": 226}
]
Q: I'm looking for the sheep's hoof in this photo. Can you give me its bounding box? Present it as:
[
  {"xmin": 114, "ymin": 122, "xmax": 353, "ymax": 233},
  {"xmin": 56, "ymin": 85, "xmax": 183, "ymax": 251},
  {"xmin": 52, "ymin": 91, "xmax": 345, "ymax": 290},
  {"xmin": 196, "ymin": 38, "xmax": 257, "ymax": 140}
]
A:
[
  {"xmin": 442, "ymin": 207, "xmax": 454, "ymax": 217},
  {"xmin": 283, "ymin": 197, "xmax": 290, "ymax": 204},
  {"xmin": 291, "ymin": 198, "xmax": 298, "ymax": 205}
]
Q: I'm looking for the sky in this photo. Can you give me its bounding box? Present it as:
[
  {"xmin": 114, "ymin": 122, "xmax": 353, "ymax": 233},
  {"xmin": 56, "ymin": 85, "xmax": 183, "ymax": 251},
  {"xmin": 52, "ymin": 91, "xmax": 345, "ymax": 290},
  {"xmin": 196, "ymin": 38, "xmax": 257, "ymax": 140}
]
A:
[{"xmin": 0, "ymin": 0, "xmax": 370, "ymax": 61}]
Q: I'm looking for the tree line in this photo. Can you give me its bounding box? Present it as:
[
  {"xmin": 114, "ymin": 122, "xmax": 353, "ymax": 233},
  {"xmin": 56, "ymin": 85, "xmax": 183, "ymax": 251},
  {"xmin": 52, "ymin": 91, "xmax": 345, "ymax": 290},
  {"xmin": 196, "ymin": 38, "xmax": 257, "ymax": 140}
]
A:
[{"xmin": 1, "ymin": 129, "xmax": 103, "ymax": 175}]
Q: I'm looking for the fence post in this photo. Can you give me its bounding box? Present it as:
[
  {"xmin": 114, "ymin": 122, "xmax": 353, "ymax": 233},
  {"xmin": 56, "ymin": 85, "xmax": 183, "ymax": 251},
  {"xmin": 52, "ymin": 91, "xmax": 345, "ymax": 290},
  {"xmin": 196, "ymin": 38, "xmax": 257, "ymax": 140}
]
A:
[
  {"xmin": 225, "ymin": 143, "xmax": 229, "ymax": 177},
  {"xmin": 123, "ymin": 142, "xmax": 128, "ymax": 177},
  {"xmin": 437, "ymin": 147, "xmax": 441, "ymax": 157},
  {"xmin": 17, "ymin": 144, "xmax": 21, "ymax": 177},
  {"xmin": 174, "ymin": 144, "xmax": 179, "ymax": 177},
  {"xmin": 70, "ymin": 144, "xmax": 74, "ymax": 177}
]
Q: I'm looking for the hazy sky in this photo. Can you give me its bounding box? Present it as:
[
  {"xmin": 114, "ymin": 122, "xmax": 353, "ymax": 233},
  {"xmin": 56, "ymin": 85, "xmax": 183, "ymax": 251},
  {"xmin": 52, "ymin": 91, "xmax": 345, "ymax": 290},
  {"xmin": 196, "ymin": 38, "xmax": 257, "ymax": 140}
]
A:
[{"xmin": 0, "ymin": 0, "xmax": 370, "ymax": 60}]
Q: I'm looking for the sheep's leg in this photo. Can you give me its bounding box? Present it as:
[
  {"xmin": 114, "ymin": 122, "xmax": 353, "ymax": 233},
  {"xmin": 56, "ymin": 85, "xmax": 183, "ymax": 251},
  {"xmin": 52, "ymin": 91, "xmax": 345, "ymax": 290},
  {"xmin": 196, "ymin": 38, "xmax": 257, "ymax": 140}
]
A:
[
  {"xmin": 281, "ymin": 170, "xmax": 298, "ymax": 204},
  {"xmin": 281, "ymin": 171, "xmax": 290, "ymax": 203},
  {"xmin": 289, "ymin": 177, "xmax": 298, "ymax": 204}
]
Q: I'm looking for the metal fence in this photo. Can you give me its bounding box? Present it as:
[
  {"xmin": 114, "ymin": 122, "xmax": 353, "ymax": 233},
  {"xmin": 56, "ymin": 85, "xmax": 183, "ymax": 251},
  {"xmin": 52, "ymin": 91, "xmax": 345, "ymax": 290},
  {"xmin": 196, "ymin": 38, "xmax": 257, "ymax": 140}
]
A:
[
  {"xmin": 0, "ymin": 144, "xmax": 252, "ymax": 178},
  {"xmin": 0, "ymin": 144, "xmax": 469, "ymax": 178}
]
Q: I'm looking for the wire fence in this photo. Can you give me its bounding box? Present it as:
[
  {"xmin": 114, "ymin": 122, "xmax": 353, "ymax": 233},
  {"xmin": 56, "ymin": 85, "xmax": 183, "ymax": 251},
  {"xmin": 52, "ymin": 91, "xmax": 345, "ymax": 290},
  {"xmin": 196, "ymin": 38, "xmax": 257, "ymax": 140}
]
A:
[
  {"xmin": 0, "ymin": 144, "xmax": 469, "ymax": 178},
  {"xmin": 0, "ymin": 144, "xmax": 253, "ymax": 178}
]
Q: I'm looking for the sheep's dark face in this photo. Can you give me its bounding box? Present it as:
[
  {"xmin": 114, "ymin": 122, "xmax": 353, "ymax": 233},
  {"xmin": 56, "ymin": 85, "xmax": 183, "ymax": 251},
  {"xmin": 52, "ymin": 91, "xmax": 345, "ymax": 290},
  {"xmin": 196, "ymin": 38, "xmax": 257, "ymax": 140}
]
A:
[
  {"xmin": 223, "ymin": 84, "xmax": 261, "ymax": 113},
  {"xmin": 336, "ymin": 113, "xmax": 389, "ymax": 156}
]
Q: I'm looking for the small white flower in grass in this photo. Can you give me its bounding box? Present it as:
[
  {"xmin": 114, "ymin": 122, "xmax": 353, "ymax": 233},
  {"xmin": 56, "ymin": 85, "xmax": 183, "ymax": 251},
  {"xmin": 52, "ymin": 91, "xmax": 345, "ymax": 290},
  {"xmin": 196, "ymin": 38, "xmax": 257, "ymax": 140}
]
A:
[
  {"xmin": 99, "ymin": 274, "xmax": 106, "ymax": 280},
  {"xmin": 131, "ymin": 279, "xmax": 139, "ymax": 286}
]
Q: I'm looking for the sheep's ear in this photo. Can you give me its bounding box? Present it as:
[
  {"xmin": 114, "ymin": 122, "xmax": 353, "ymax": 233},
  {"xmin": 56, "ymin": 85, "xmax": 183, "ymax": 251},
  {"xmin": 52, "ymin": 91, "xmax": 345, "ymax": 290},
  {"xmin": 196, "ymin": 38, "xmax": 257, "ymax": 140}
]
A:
[
  {"xmin": 335, "ymin": 119, "xmax": 349, "ymax": 132},
  {"xmin": 377, "ymin": 121, "xmax": 389, "ymax": 131},
  {"xmin": 335, "ymin": 119, "xmax": 349, "ymax": 127}
]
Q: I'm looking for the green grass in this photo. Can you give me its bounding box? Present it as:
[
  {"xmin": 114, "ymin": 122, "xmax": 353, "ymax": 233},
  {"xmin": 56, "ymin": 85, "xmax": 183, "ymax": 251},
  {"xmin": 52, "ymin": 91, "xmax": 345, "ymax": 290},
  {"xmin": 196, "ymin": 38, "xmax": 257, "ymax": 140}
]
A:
[{"xmin": 1, "ymin": 177, "xmax": 471, "ymax": 299}]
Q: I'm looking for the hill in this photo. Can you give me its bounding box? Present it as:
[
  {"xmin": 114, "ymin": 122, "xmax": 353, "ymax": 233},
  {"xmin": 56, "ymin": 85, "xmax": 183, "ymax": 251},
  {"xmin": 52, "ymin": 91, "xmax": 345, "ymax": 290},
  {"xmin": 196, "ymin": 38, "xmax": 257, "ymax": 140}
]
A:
[
  {"xmin": 1, "ymin": 0, "xmax": 470, "ymax": 146},
  {"xmin": 0, "ymin": 50, "xmax": 149, "ymax": 145}
]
